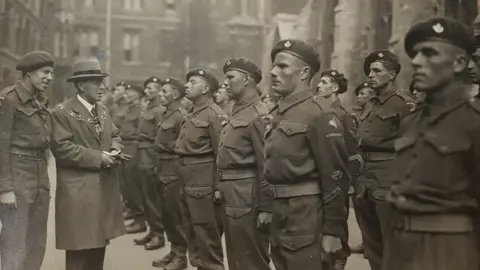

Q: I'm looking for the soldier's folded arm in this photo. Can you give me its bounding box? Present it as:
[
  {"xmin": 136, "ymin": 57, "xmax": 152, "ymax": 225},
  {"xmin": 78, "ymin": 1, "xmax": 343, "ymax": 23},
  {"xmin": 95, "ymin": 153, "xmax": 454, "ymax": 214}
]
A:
[
  {"xmin": 0, "ymin": 98, "xmax": 15, "ymax": 193},
  {"xmin": 250, "ymin": 116, "xmax": 273, "ymax": 212},
  {"xmin": 309, "ymin": 111, "xmax": 349, "ymax": 237},
  {"xmin": 50, "ymin": 108, "xmax": 103, "ymax": 170}
]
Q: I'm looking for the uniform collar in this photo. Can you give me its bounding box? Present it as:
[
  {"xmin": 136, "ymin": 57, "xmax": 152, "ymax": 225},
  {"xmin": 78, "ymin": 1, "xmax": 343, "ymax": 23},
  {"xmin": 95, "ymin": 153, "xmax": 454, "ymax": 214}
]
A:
[
  {"xmin": 374, "ymin": 89, "xmax": 396, "ymax": 104},
  {"xmin": 424, "ymin": 83, "xmax": 468, "ymax": 123},
  {"xmin": 232, "ymin": 94, "xmax": 259, "ymax": 115},
  {"xmin": 192, "ymin": 98, "xmax": 213, "ymax": 115},
  {"xmin": 164, "ymin": 102, "xmax": 180, "ymax": 118},
  {"xmin": 14, "ymin": 80, "xmax": 35, "ymax": 104},
  {"xmin": 278, "ymin": 90, "xmax": 313, "ymax": 114}
]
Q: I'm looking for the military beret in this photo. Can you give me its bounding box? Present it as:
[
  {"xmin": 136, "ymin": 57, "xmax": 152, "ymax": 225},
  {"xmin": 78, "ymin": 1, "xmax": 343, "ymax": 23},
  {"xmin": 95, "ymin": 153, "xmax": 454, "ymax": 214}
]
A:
[
  {"xmin": 164, "ymin": 77, "xmax": 186, "ymax": 97},
  {"xmin": 354, "ymin": 81, "xmax": 374, "ymax": 96},
  {"xmin": 126, "ymin": 84, "xmax": 144, "ymax": 96},
  {"xmin": 364, "ymin": 50, "xmax": 400, "ymax": 76},
  {"xmin": 271, "ymin": 39, "xmax": 321, "ymax": 74},
  {"xmin": 320, "ymin": 69, "xmax": 348, "ymax": 94},
  {"xmin": 223, "ymin": 57, "xmax": 262, "ymax": 83},
  {"xmin": 16, "ymin": 51, "xmax": 55, "ymax": 72},
  {"xmin": 143, "ymin": 76, "xmax": 163, "ymax": 88},
  {"xmin": 404, "ymin": 17, "xmax": 475, "ymax": 58},
  {"xmin": 186, "ymin": 68, "xmax": 219, "ymax": 91}
]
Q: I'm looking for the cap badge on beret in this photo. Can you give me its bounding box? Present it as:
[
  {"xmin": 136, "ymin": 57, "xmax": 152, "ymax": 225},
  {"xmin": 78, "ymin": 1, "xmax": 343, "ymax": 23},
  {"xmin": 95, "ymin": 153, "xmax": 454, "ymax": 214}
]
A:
[
  {"xmin": 166, "ymin": 78, "xmax": 170, "ymax": 82},
  {"xmin": 199, "ymin": 70, "xmax": 204, "ymax": 75},
  {"xmin": 284, "ymin": 41, "xmax": 292, "ymax": 48},
  {"xmin": 153, "ymin": 78, "xmax": 158, "ymax": 82},
  {"xmin": 331, "ymin": 71, "xmax": 336, "ymax": 75},
  {"xmin": 378, "ymin": 52, "xmax": 384, "ymax": 58},
  {"xmin": 433, "ymin": 23, "xmax": 444, "ymax": 34},
  {"xmin": 226, "ymin": 60, "xmax": 231, "ymax": 66}
]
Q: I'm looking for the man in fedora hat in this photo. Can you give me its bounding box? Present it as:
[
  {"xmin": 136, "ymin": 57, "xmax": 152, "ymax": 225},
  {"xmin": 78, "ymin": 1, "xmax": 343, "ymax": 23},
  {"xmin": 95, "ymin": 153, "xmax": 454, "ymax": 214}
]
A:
[
  {"xmin": 50, "ymin": 59, "xmax": 126, "ymax": 270},
  {"xmin": 0, "ymin": 50, "xmax": 54, "ymax": 270}
]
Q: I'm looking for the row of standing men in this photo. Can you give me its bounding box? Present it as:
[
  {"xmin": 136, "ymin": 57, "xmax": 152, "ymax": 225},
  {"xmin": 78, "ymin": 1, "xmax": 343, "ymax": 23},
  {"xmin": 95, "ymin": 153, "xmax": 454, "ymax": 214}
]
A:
[{"xmin": 1, "ymin": 15, "xmax": 480, "ymax": 270}]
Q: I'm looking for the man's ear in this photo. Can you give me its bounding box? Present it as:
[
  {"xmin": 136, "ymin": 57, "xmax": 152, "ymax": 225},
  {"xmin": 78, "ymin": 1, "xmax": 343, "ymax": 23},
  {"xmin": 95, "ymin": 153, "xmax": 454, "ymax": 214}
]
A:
[{"xmin": 300, "ymin": 66, "xmax": 311, "ymax": 81}]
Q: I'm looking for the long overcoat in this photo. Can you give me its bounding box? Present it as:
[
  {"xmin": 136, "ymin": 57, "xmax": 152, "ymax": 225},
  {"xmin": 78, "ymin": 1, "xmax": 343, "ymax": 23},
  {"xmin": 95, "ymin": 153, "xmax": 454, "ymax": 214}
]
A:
[{"xmin": 50, "ymin": 95, "xmax": 125, "ymax": 250}]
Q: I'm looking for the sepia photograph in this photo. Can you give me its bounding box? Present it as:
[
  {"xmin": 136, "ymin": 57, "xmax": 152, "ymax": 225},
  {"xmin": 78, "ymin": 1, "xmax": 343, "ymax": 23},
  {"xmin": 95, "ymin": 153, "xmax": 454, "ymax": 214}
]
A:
[{"xmin": 0, "ymin": 0, "xmax": 479, "ymax": 269}]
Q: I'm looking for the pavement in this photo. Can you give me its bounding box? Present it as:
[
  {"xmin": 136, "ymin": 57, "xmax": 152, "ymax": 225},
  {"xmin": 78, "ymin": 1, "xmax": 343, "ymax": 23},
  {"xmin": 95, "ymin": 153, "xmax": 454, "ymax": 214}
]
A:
[{"xmin": 4, "ymin": 155, "xmax": 371, "ymax": 270}]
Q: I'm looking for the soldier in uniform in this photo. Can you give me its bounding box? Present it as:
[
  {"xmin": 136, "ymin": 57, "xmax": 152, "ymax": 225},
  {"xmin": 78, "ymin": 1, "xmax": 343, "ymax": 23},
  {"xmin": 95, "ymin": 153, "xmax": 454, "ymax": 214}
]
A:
[
  {"xmin": 315, "ymin": 69, "xmax": 363, "ymax": 270},
  {"xmin": 352, "ymin": 81, "xmax": 376, "ymax": 117},
  {"xmin": 117, "ymin": 84, "xmax": 148, "ymax": 234},
  {"xmin": 384, "ymin": 17, "xmax": 480, "ymax": 270},
  {"xmin": 152, "ymin": 77, "xmax": 188, "ymax": 270},
  {"xmin": 134, "ymin": 76, "xmax": 166, "ymax": 250},
  {"xmin": 262, "ymin": 39, "xmax": 349, "ymax": 270},
  {"xmin": 218, "ymin": 57, "xmax": 271, "ymax": 270},
  {"xmin": 349, "ymin": 81, "xmax": 377, "ymax": 256},
  {"xmin": 50, "ymin": 60, "xmax": 125, "ymax": 270},
  {"xmin": 355, "ymin": 49, "xmax": 411, "ymax": 270},
  {"xmin": 110, "ymin": 81, "xmax": 127, "ymax": 116},
  {"xmin": 0, "ymin": 51, "xmax": 54, "ymax": 270},
  {"xmin": 213, "ymin": 83, "xmax": 233, "ymax": 114},
  {"xmin": 175, "ymin": 68, "xmax": 225, "ymax": 270}
]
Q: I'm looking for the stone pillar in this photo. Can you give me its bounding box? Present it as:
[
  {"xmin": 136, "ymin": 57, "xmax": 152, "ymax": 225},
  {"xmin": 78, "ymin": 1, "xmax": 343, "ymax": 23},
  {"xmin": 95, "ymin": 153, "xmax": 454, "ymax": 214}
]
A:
[
  {"xmin": 390, "ymin": 0, "xmax": 440, "ymax": 91},
  {"xmin": 331, "ymin": 0, "xmax": 368, "ymax": 109}
]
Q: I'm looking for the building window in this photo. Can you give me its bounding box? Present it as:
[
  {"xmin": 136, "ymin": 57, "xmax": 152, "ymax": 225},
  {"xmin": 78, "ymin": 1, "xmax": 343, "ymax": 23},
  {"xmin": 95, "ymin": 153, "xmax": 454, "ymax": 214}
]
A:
[
  {"xmin": 123, "ymin": 31, "xmax": 140, "ymax": 62},
  {"xmin": 84, "ymin": 0, "xmax": 94, "ymax": 8},
  {"xmin": 124, "ymin": 0, "xmax": 142, "ymax": 11},
  {"xmin": 90, "ymin": 32, "xmax": 99, "ymax": 56}
]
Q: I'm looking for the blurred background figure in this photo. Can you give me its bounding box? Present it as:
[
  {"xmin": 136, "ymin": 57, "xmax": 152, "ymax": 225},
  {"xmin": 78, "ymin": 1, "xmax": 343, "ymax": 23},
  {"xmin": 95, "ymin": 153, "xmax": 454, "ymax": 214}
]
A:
[
  {"xmin": 260, "ymin": 94, "xmax": 278, "ymax": 112},
  {"xmin": 213, "ymin": 83, "xmax": 233, "ymax": 114}
]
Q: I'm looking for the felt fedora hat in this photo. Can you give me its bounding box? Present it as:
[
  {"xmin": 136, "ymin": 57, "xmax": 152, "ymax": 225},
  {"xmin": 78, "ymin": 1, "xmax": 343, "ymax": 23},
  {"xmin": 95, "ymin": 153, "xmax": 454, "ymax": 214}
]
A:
[{"xmin": 67, "ymin": 60, "xmax": 109, "ymax": 82}]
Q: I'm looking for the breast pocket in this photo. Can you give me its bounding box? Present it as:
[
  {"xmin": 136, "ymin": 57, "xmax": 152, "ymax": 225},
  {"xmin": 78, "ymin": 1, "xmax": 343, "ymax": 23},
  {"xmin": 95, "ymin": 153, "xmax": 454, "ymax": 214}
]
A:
[
  {"xmin": 273, "ymin": 121, "xmax": 308, "ymax": 158},
  {"xmin": 189, "ymin": 118, "xmax": 210, "ymax": 145},
  {"xmin": 423, "ymin": 132, "xmax": 471, "ymax": 186},
  {"xmin": 373, "ymin": 110, "xmax": 400, "ymax": 135},
  {"xmin": 223, "ymin": 119, "xmax": 249, "ymax": 148}
]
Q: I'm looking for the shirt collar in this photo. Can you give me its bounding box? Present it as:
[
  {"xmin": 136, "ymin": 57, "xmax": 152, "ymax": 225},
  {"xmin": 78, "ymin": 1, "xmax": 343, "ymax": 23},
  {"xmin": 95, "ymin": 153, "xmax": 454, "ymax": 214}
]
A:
[
  {"xmin": 278, "ymin": 90, "xmax": 313, "ymax": 114},
  {"xmin": 424, "ymin": 83, "xmax": 468, "ymax": 123},
  {"xmin": 14, "ymin": 81, "xmax": 34, "ymax": 104},
  {"xmin": 192, "ymin": 98, "xmax": 213, "ymax": 115},
  {"xmin": 164, "ymin": 102, "xmax": 180, "ymax": 117},
  {"xmin": 77, "ymin": 94, "xmax": 95, "ymax": 114},
  {"xmin": 374, "ymin": 88, "xmax": 397, "ymax": 104},
  {"xmin": 232, "ymin": 94, "xmax": 259, "ymax": 115}
]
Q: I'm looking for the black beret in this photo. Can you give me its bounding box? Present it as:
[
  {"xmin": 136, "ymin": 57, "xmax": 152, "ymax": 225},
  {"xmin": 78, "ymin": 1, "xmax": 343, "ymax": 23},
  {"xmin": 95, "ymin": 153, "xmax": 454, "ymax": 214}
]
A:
[
  {"xmin": 223, "ymin": 57, "xmax": 262, "ymax": 83},
  {"xmin": 164, "ymin": 77, "xmax": 186, "ymax": 97},
  {"xmin": 126, "ymin": 84, "xmax": 144, "ymax": 96},
  {"xmin": 16, "ymin": 51, "xmax": 55, "ymax": 72},
  {"xmin": 320, "ymin": 69, "xmax": 348, "ymax": 94},
  {"xmin": 271, "ymin": 39, "xmax": 321, "ymax": 74},
  {"xmin": 143, "ymin": 76, "xmax": 163, "ymax": 88},
  {"xmin": 404, "ymin": 17, "xmax": 475, "ymax": 58},
  {"xmin": 364, "ymin": 50, "xmax": 400, "ymax": 76},
  {"xmin": 186, "ymin": 68, "xmax": 219, "ymax": 91},
  {"xmin": 116, "ymin": 81, "xmax": 127, "ymax": 87},
  {"xmin": 354, "ymin": 81, "xmax": 374, "ymax": 96}
]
